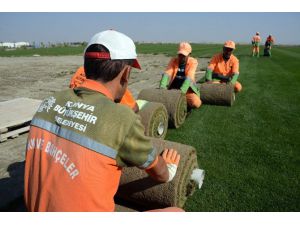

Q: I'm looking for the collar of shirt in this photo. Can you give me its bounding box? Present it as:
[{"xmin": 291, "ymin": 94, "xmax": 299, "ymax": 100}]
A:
[{"xmin": 80, "ymin": 79, "xmax": 114, "ymax": 101}]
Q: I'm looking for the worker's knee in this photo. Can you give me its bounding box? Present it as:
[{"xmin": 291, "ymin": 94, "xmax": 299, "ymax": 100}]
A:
[{"xmin": 235, "ymin": 82, "xmax": 242, "ymax": 92}]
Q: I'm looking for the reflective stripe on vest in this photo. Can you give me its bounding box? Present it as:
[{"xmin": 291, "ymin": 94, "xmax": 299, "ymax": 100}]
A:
[
  {"xmin": 31, "ymin": 118, "xmax": 118, "ymax": 159},
  {"xmin": 139, "ymin": 147, "xmax": 157, "ymax": 169}
]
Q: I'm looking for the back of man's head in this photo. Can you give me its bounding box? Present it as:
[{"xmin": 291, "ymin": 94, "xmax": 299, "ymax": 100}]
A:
[
  {"xmin": 83, "ymin": 30, "xmax": 141, "ymax": 82},
  {"xmin": 84, "ymin": 44, "xmax": 133, "ymax": 82}
]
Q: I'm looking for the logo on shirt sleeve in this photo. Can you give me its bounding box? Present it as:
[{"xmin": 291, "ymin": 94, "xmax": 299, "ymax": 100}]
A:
[{"xmin": 37, "ymin": 96, "xmax": 56, "ymax": 113}]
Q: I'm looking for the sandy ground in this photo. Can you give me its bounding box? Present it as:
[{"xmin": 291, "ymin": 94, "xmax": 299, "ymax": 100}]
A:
[{"xmin": 0, "ymin": 55, "xmax": 209, "ymax": 210}]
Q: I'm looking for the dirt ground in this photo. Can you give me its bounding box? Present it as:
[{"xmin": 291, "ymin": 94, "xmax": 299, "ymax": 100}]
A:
[{"xmin": 0, "ymin": 54, "xmax": 209, "ymax": 210}]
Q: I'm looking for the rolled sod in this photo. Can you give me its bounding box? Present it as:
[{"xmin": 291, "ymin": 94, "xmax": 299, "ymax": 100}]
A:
[
  {"xmin": 199, "ymin": 82, "xmax": 235, "ymax": 106},
  {"xmin": 115, "ymin": 138, "xmax": 199, "ymax": 211},
  {"xmin": 138, "ymin": 88, "xmax": 187, "ymax": 128},
  {"xmin": 115, "ymin": 203, "xmax": 137, "ymax": 212},
  {"xmin": 138, "ymin": 102, "xmax": 168, "ymax": 139}
]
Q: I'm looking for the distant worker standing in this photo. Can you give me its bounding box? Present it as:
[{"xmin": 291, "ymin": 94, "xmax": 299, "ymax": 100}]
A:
[
  {"xmin": 205, "ymin": 40, "xmax": 242, "ymax": 93},
  {"xmin": 252, "ymin": 32, "xmax": 261, "ymax": 57},
  {"xmin": 159, "ymin": 42, "xmax": 201, "ymax": 109},
  {"xmin": 24, "ymin": 30, "xmax": 183, "ymax": 212}
]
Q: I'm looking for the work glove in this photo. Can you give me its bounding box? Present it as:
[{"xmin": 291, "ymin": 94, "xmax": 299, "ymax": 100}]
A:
[
  {"xmin": 180, "ymin": 78, "xmax": 191, "ymax": 94},
  {"xmin": 162, "ymin": 149, "xmax": 180, "ymax": 182},
  {"xmin": 136, "ymin": 99, "xmax": 148, "ymax": 111},
  {"xmin": 190, "ymin": 85, "xmax": 200, "ymax": 97},
  {"xmin": 159, "ymin": 73, "xmax": 169, "ymax": 89},
  {"xmin": 230, "ymin": 73, "xmax": 239, "ymax": 85},
  {"xmin": 205, "ymin": 69, "xmax": 213, "ymax": 81}
]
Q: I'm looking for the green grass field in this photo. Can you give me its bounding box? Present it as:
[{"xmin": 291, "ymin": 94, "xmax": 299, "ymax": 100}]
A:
[
  {"xmin": 1, "ymin": 44, "xmax": 299, "ymax": 211},
  {"xmin": 166, "ymin": 45, "xmax": 300, "ymax": 211}
]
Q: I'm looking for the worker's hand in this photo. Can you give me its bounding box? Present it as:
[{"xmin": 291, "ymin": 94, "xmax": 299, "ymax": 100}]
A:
[{"xmin": 162, "ymin": 149, "xmax": 180, "ymax": 182}]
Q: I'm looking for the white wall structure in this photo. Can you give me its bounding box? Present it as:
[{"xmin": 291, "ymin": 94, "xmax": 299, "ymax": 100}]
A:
[
  {"xmin": 15, "ymin": 42, "xmax": 30, "ymax": 48},
  {"xmin": 0, "ymin": 42, "xmax": 30, "ymax": 48}
]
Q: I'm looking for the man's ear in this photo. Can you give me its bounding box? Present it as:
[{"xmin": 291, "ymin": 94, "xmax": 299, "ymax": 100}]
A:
[{"xmin": 120, "ymin": 66, "xmax": 130, "ymax": 83}]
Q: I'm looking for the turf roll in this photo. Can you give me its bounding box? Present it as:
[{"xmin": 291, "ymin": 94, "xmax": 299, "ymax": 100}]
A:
[
  {"xmin": 114, "ymin": 204, "xmax": 137, "ymax": 212},
  {"xmin": 137, "ymin": 88, "xmax": 187, "ymax": 128},
  {"xmin": 137, "ymin": 102, "xmax": 168, "ymax": 139},
  {"xmin": 116, "ymin": 138, "xmax": 199, "ymax": 210},
  {"xmin": 199, "ymin": 83, "xmax": 235, "ymax": 106}
]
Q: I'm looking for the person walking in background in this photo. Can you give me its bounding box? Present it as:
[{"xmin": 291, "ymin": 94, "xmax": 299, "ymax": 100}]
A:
[
  {"xmin": 159, "ymin": 42, "xmax": 201, "ymax": 109},
  {"xmin": 24, "ymin": 29, "xmax": 183, "ymax": 212},
  {"xmin": 252, "ymin": 32, "xmax": 261, "ymax": 57},
  {"xmin": 205, "ymin": 40, "xmax": 242, "ymax": 93}
]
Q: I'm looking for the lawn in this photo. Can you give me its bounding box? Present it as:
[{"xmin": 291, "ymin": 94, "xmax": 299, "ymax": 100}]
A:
[
  {"xmin": 166, "ymin": 45, "xmax": 300, "ymax": 211},
  {"xmin": 1, "ymin": 43, "xmax": 299, "ymax": 212}
]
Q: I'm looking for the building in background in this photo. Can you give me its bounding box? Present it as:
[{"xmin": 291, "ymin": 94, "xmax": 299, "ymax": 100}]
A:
[{"xmin": 0, "ymin": 42, "xmax": 30, "ymax": 48}]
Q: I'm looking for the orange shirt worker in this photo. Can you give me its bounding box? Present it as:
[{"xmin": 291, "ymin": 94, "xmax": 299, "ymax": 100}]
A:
[
  {"xmin": 252, "ymin": 32, "xmax": 261, "ymax": 57},
  {"xmin": 159, "ymin": 42, "xmax": 201, "ymax": 109},
  {"xmin": 205, "ymin": 40, "xmax": 242, "ymax": 93},
  {"xmin": 24, "ymin": 30, "xmax": 183, "ymax": 212}
]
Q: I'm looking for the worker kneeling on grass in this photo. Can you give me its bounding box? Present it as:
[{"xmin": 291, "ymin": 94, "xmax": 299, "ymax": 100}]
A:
[
  {"xmin": 24, "ymin": 30, "xmax": 183, "ymax": 212},
  {"xmin": 70, "ymin": 66, "xmax": 139, "ymax": 113},
  {"xmin": 205, "ymin": 40, "xmax": 242, "ymax": 93},
  {"xmin": 159, "ymin": 42, "xmax": 202, "ymax": 109}
]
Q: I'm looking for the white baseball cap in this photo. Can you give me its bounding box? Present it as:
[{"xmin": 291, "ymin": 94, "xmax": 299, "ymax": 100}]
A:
[{"xmin": 84, "ymin": 30, "xmax": 141, "ymax": 69}]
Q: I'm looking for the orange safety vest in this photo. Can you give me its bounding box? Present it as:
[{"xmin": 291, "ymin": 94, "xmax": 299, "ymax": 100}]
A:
[
  {"xmin": 164, "ymin": 57, "xmax": 198, "ymax": 83},
  {"xmin": 24, "ymin": 79, "xmax": 157, "ymax": 211},
  {"xmin": 266, "ymin": 36, "xmax": 274, "ymax": 43},
  {"xmin": 252, "ymin": 35, "xmax": 261, "ymax": 43},
  {"xmin": 208, "ymin": 53, "xmax": 239, "ymax": 76}
]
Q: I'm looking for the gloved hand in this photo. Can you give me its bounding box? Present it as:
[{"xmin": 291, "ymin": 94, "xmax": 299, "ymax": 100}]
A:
[
  {"xmin": 205, "ymin": 69, "xmax": 213, "ymax": 81},
  {"xmin": 162, "ymin": 149, "xmax": 180, "ymax": 182},
  {"xmin": 230, "ymin": 73, "xmax": 239, "ymax": 85},
  {"xmin": 136, "ymin": 99, "xmax": 148, "ymax": 110},
  {"xmin": 159, "ymin": 74, "xmax": 169, "ymax": 89},
  {"xmin": 180, "ymin": 79, "xmax": 191, "ymax": 94}
]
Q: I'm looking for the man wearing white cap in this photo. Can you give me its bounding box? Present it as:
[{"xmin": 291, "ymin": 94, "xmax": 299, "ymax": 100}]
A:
[
  {"xmin": 24, "ymin": 30, "xmax": 183, "ymax": 212},
  {"xmin": 159, "ymin": 42, "xmax": 202, "ymax": 109}
]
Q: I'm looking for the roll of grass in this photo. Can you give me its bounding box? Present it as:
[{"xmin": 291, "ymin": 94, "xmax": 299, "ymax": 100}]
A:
[
  {"xmin": 116, "ymin": 138, "xmax": 199, "ymax": 210},
  {"xmin": 138, "ymin": 102, "xmax": 168, "ymax": 139},
  {"xmin": 138, "ymin": 88, "xmax": 187, "ymax": 128},
  {"xmin": 199, "ymin": 83, "xmax": 235, "ymax": 106}
]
